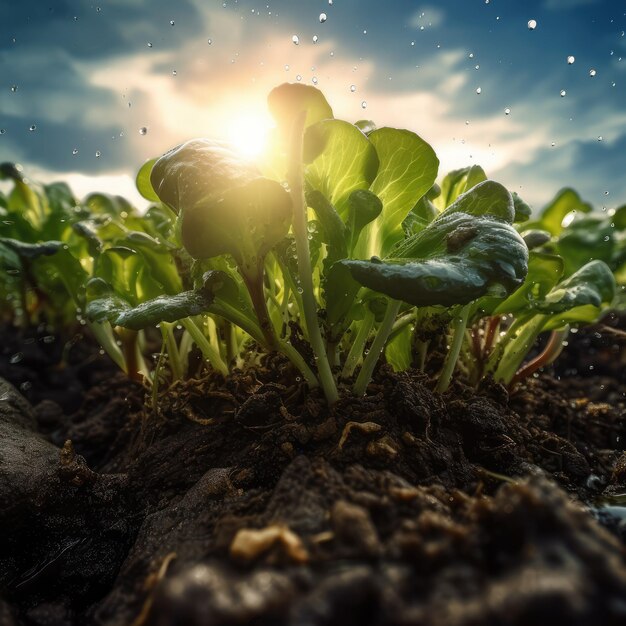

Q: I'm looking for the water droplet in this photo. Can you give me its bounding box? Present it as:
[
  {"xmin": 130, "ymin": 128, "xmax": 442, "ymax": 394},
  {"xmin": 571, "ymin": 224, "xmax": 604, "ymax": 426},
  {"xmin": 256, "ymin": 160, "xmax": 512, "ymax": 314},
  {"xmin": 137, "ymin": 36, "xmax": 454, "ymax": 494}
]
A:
[
  {"xmin": 361, "ymin": 100, "xmax": 367, "ymax": 109},
  {"xmin": 139, "ymin": 127, "xmax": 148, "ymax": 135},
  {"xmin": 169, "ymin": 19, "xmax": 175, "ymax": 26},
  {"xmin": 504, "ymin": 107, "xmax": 511, "ymax": 115},
  {"xmin": 10, "ymin": 85, "xmax": 17, "ymax": 93},
  {"xmin": 567, "ymin": 55, "xmax": 575, "ymax": 64},
  {"xmin": 95, "ymin": 150, "xmax": 101, "ymax": 157},
  {"xmin": 9, "ymin": 352, "xmax": 23, "ymax": 364},
  {"xmin": 292, "ymin": 34, "xmax": 299, "ymax": 45},
  {"xmin": 476, "ymin": 86, "xmax": 482, "ymax": 94},
  {"xmin": 312, "ymin": 35, "xmax": 318, "ymax": 43},
  {"xmin": 551, "ymin": 141, "xmax": 556, "ymax": 147},
  {"xmin": 350, "ymin": 84, "xmax": 356, "ymax": 92},
  {"xmin": 0, "ymin": 129, "xmax": 5, "ymax": 135},
  {"xmin": 560, "ymin": 89, "xmax": 567, "ymax": 97},
  {"xmin": 527, "ymin": 19, "xmax": 537, "ymax": 30},
  {"xmin": 598, "ymin": 136, "xmax": 603, "ymax": 141},
  {"xmin": 147, "ymin": 42, "xmax": 153, "ymax": 48},
  {"xmin": 172, "ymin": 69, "xmax": 177, "ymax": 76},
  {"xmin": 589, "ymin": 68, "xmax": 597, "ymax": 77},
  {"xmin": 29, "ymin": 124, "xmax": 36, "ymax": 131},
  {"xmin": 72, "ymin": 148, "xmax": 78, "ymax": 155},
  {"xmin": 207, "ymin": 38, "xmax": 212, "ymax": 45},
  {"xmin": 319, "ymin": 12, "xmax": 327, "ymax": 23},
  {"xmin": 312, "ymin": 76, "xmax": 318, "ymax": 84},
  {"xmin": 296, "ymin": 74, "xmax": 302, "ymax": 81}
]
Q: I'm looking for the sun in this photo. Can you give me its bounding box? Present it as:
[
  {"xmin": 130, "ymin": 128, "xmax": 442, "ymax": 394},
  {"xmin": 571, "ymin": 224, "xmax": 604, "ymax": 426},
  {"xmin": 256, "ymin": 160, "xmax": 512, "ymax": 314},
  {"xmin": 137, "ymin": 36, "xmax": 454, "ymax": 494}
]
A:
[{"xmin": 226, "ymin": 112, "xmax": 273, "ymax": 160}]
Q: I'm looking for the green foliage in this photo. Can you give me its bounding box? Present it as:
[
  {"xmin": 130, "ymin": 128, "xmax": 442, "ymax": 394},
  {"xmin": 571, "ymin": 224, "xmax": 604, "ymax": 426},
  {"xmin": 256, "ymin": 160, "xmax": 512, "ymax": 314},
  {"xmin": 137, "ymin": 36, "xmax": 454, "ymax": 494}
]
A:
[{"xmin": 0, "ymin": 84, "xmax": 622, "ymax": 401}]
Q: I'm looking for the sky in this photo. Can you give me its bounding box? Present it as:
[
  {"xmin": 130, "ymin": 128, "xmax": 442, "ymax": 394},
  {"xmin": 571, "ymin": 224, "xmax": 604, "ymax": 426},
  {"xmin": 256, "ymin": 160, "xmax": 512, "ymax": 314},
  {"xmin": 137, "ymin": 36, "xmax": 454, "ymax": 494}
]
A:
[{"xmin": 0, "ymin": 0, "xmax": 624, "ymax": 212}]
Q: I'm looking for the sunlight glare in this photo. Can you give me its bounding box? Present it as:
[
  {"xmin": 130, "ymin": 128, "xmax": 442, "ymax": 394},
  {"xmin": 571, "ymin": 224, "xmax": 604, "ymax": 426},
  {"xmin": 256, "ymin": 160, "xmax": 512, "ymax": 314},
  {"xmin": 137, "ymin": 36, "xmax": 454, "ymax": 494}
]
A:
[{"xmin": 226, "ymin": 112, "xmax": 272, "ymax": 160}]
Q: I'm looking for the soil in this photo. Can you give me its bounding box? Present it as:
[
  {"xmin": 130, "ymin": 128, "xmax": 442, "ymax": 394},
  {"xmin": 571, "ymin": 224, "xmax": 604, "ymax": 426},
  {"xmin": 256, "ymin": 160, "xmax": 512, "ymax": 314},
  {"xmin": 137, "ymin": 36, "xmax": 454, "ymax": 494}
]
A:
[{"xmin": 0, "ymin": 317, "xmax": 625, "ymax": 626}]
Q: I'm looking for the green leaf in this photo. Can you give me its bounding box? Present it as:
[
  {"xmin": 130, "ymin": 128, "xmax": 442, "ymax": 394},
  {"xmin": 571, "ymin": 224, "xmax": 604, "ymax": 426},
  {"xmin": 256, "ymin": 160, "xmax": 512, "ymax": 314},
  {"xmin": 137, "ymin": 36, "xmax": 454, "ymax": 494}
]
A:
[
  {"xmin": 439, "ymin": 180, "xmax": 514, "ymax": 222},
  {"xmin": 268, "ymin": 83, "xmax": 333, "ymax": 138},
  {"xmin": 150, "ymin": 139, "xmax": 292, "ymax": 269},
  {"xmin": 385, "ymin": 324, "xmax": 412, "ymax": 372},
  {"xmin": 361, "ymin": 128, "xmax": 439, "ymax": 256},
  {"xmin": 304, "ymin": 120, "xmax": 379, "ymax": 217},
  {"xmin": 85, "ymin": 278, "xmax": 131, "ymax": 323},
  {"xmin": 136, "ymin": 159, "xmax": 160, "ymax": 202},
  {"xmin": 341, "ymin": 213, "xmax": 528, "ymax": 308},
  {"xmin": 538, "ymin": 259, "xmax": 615, "ymax": 315},
  {"xmin": 306, "ymin": 190, "xmax": 348, "ymax": 261},
  {"xmin": 512, "ymin": 192, "xmax": 532, "ymax": 223},
  {"xmin": 555, "ymin": 214, "xmax": 617, "ymax": 276},
  {"xmin": 493, "ymin": 251, "xmax": 564, "ymax": 315},
  {"xmin": 436, "ymin": 165, "xmax": 487, "ymax": 210},
  {"xmin": 522, "ymin": 229, "xmax": 552, "ymax": 250},
  {"xmin": 0, "ymin": 238, "xmax": 64, "ymax": 259},
  {"xmin": 527, "ymin": 188, "xmax": 593, "ymax": 236},
  {"xmin": 114, "ymin": 271, "xmax": 227, "ymax": 331},
  {"xmin": 346, "ymin": 189, "xmax": 383, "ymax": 254}
]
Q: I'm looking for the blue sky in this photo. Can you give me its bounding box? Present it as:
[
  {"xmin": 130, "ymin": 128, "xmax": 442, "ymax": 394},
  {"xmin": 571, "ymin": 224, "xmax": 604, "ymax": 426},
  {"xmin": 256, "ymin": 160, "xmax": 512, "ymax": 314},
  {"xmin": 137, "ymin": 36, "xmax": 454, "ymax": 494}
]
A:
[{"xmin": 0, "ymin": 0, "xmax": 624, "ymax": 211}]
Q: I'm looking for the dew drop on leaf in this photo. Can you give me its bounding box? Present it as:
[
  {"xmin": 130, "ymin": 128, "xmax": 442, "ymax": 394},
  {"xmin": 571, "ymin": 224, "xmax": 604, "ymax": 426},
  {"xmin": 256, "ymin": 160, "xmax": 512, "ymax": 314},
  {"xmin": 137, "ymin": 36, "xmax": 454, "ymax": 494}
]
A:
[
  {"xmin": 527, "ymin": 19, "xmax": 537, "ymax": 30},
  {"xmin": 319, "ymin": 13, "xmax": 327, "ymax": 23}
]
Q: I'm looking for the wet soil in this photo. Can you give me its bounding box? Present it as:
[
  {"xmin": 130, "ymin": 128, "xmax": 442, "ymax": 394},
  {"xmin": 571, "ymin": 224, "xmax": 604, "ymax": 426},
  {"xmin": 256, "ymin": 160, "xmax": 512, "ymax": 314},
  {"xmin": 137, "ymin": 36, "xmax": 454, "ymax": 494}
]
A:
[{"xmin": 0, "ymin": 319, "xmax": 625, "ymax": 626}]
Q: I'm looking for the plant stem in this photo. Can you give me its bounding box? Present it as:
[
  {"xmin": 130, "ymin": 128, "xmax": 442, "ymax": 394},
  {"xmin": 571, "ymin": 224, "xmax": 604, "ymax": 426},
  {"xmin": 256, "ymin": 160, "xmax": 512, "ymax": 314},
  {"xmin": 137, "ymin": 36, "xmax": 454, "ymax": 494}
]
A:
[
  {"xmin": 87, "ymin": 320, "xmax": 126, "ymax": 372},
  {"xmin": 353, "ymin": 299, "xmax": 401, "ymax": 396},
  {"xmin": 493, "ymin": 314, "xmax": 548, "ymax": 385},
  {"xmin": 277, "ymin": 339, "xmax": 319, "ymax": 389},
  {"xmin": 415, "ymin": 338, "xmax": 429, "ymax": 371},
  {"xmin": 161, "ymin": 323, "xmax": 183, "ymax": 381},
  {"xmin": 436, "ymin": 303, "xmax": 471, "ymax": 393},
  {"xmin": 288, "ymin": 111, "xmax": 338, "ymax": 404},
  {"xmin": 211, "ymin": 301, "xmax": 318, "ymax": 387},
  {"xmin": 509, "ymin": 326, "xmax": 569, "ymax": 387},
  {"xmin": 241, "ymin": 267, "xmax": 277, "ymax": 350},
  {"xmin": 117, "ymin": 327, "xmax": 143, "ymax": 382},
  {"xmin": 341, "ymin": 310, "xmax": 375, "ymax": 379},
  {"xmin": 180, "ymin": 317, "xmax": 229, "ymax": 376}
]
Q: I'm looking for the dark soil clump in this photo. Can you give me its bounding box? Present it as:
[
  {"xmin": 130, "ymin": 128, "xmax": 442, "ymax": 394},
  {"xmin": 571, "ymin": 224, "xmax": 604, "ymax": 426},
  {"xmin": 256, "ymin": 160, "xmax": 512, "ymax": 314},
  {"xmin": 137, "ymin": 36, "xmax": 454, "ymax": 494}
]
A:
[{"xmin": 1, "ymin": 322, "xmax": 625, "ymax": 625}]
